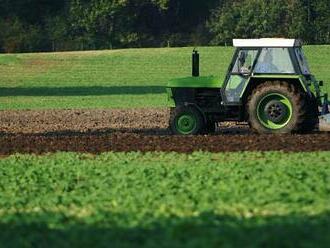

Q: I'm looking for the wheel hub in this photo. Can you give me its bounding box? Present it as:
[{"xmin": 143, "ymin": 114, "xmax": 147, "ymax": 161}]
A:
[
  {"xmin": 177, "ymin": 115, "xmax": 196, "ymax": 133},
  {"xmin": 264, "ymin": 100, "xmax": 288, "ymax": 123},
  {"xmin": 182, "ymin": 119, "xmax": 190, "ymax": 127}
]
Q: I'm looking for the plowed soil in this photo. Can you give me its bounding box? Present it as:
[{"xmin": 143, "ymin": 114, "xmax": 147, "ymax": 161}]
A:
[{"xmin": 0, "ymin": 109, "xmax": 329, "ymax": 155}]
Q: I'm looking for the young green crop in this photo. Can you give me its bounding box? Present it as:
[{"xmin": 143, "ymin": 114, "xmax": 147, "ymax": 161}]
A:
[
  {"xmin": 0, "ymin": 46, "xmax": 329, "ymax": 109},
  {"xmin": 0, "ymin": 151, "xmax": 329, "ymax": 247}
]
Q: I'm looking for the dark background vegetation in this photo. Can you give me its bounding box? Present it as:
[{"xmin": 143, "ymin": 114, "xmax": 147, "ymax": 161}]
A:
[{"xmin": 0, "ymin": 0, "xmax": 329, "ymax": 53}]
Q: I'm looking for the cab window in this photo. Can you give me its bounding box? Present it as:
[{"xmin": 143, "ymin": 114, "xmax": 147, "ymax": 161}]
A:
[
  {"xmin": 295, "ymin": 48, "xmax": 311, "ymax": 75},
  {"xmin": 225, "ymin": 49, "xmax": 258, "ymax": 103},
  {"xmin": 254, "ymin": 48, "xmax": 295, "ymax": 74},
  {"xmin": 232, "ymin": 49, "xmax": 258, "ymax": 74}
]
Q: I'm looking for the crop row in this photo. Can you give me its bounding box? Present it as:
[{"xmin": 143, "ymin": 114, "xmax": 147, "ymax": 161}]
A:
[{"xmin": 0, "ymin": 151, "xmax": 330, "ymax": 247}]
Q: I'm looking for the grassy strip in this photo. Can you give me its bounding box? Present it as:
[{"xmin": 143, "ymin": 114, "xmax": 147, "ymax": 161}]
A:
[
  {"xmin": 0, "ymin": 46, "xmax": 329, "ymax": 109},
  {"xmin": 0, "ymin": 151, "xmax": 329, "ymax": 246}
]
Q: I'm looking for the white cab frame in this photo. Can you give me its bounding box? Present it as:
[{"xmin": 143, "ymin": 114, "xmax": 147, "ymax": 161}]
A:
[{"xmin": 233, "ymin": 38, "xmax": 302, "ymax": 48}]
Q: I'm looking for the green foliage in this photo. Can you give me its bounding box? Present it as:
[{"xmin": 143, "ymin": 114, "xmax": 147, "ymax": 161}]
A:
[
  {"xmin": 0, "ymin": 0, "xmax": 329, "ymax": 52},
  {"xmin": 45, "ymin": 16, "xmax": 68, "ymax": 49},
  {"xmin": 208, "ymin": 0, "xmax": 291, "ymax": 44},
  {"xmin": 0, "ymin": 46, "xmax": 328, "ymax": 110},
  {"xmin": 0, "ymin": 151, "xmax": 330, "ymax": 246},
  {"xmin": 0, "ymin": 17, "xmax": 44, "ymax": 53},
  {"xmin": 69, "ymin": 0, "xmax": 118, "ymax": 47},
  {"xmin": 67, "ymin": 0, "xmax": 172, "ymax": 49},
  {"xmin": 311, "ymin": 0, "xmax": 330, "ymax": 44},
  {"xmin": 208, "ymin": 0, "xmax": 330, "ymax": 45}
]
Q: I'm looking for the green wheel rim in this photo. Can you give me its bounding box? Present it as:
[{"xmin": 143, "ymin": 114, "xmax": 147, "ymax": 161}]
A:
[
  {"xmin": 257, "ymin": 93, "xmax": 293, "ymax": 130},
  {"xmin": 176, "ymin": 114, "xmax": 197, "ymax": 134}
]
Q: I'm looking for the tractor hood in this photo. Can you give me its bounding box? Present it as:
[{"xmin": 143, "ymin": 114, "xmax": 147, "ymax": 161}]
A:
[{"xmin": 167, "ymin": 76, "xmax": 222, "ymax": 88}]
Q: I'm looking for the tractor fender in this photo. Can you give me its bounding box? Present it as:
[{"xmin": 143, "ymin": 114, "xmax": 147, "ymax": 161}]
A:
[
  {"xmin": 183, "ymin": 102, "xmax": 208, "ymax": 124},
  {"xmin": 241, "ymin": 76, "xmax": 309, "ymax": 104}
]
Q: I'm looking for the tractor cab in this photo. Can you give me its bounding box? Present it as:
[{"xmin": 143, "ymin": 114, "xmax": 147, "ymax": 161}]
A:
[
  {"xmin": 167, "ymin": 38, "xmax": 329, "ymax": 135},
  {"xmin": 224, "ymin": 39, "xmax": 312, "ymax": 104}
]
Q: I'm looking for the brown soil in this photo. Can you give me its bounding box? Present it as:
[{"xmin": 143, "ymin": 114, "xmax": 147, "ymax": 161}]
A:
[
  {"xmin": 0, "ymin": 109, "xmax": 329, "ymax": 155},
  {"xmin": 0, "ymin": 109, "xmax": 170, "ymax": 134}
]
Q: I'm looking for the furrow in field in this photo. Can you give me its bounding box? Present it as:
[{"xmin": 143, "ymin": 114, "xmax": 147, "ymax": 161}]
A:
[
  {"xmin": 0, "ymin": 108, "xmax": 329, "ymax": 155},
  {"xmin": 0, "ymin": 133, "xmax": 329, "ymax": 155}
]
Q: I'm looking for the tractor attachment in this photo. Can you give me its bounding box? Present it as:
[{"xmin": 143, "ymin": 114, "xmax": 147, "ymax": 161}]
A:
[{"xmin": 320, "ymin": 94, "xmax": 330, "ymax": 131}]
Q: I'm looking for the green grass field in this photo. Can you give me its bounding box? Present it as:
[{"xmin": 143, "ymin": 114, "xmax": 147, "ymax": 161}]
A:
[
  {"xmin": 0, "ymin": 46, "xmax": 329, "ymax": 109},
  {"xmin": 0, "ymin": 151, "xmax": 330, "ymax": 247}
]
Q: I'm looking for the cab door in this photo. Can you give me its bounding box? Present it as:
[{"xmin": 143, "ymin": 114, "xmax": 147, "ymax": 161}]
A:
[{"xmin": 223, "ymin": 49, "xmax": 259, "ymax": 104}]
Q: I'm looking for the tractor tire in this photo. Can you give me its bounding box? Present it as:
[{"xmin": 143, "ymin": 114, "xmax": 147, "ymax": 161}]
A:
[
  {"xmin": 169, "ymin": 106, "xmax": 204, "ymax": 135},
  {"xmin": 247, "ymin": 81, "xmax": 307, "ymax": 134}
]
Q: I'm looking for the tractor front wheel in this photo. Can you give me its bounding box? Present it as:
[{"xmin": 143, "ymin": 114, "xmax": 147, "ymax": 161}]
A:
[
  {"xmin": 247, "ymin": 81, "xmax": 306, "ymax": 134},
  {"xmin": 169, "ymin": 106, "xmax": 204, "ymax": 135}
]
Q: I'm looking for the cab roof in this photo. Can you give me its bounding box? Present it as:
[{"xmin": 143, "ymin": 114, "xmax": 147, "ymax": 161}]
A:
[{"xmin": 233, "ymin": 38, "xmax": 302, "ymax": 48}]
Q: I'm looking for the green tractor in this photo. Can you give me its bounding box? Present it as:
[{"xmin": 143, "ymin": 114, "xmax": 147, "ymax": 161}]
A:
[{"xmin": 167, "ymin": 38, "xmax": 329, "ymax": 134}]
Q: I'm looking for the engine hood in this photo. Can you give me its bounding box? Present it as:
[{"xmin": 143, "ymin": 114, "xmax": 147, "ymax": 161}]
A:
[{"xmin": 167, "ymin": 76, "xmax": 223, "ymax": 88}]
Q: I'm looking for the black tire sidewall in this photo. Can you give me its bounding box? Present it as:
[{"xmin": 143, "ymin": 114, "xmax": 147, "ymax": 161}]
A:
[
  {"xmin": 248, "ymin": 86, "xmax": 300, "ymax": 134},
  {"xmin": 170, "ymin": 106, "xmax": 204, "ymax": 135}
]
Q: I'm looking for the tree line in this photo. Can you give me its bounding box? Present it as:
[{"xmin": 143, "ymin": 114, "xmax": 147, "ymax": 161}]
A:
[{"xmin": 0, "ymin": 0, "xmax": 329, "ymax": 53}]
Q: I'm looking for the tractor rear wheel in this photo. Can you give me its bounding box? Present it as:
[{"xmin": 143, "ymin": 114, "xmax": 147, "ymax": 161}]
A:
[
  {"xmin": 169, "ymin": 106, "xmax": 204, "ymax": 135},
  {"xmin": 247, "ymin": 81, "xmax": 306, "ymax": 134}
]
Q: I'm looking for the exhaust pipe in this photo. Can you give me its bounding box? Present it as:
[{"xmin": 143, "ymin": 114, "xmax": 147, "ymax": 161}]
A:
[{"xmin": 192, "ymin": 49, "xmax": 199, "ymax": 77}]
